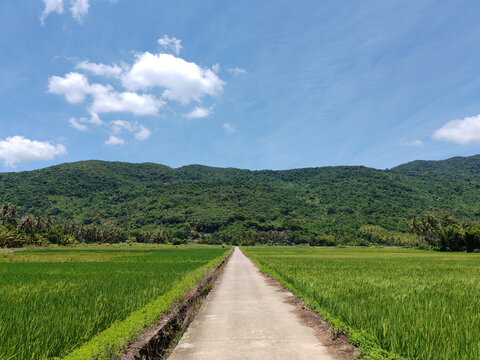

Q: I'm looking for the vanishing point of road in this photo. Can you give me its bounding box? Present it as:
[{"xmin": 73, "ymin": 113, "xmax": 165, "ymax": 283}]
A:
[{"xmin": 168, "ymin": 247, "xmax": 335, "ymax": 360}]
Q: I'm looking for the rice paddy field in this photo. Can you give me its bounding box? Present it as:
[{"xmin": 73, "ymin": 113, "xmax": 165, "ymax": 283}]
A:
[
  {"xmin": 242, "ymin": 246, "xmax": 480, "ymax": 360},
  {"xmin": 0, "ymin": 245, "xmax": 230, "ymax": 360}
]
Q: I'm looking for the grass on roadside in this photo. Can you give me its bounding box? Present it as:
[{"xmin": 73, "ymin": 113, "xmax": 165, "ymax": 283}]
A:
[
  {"xmin": 0, "ymin": 245, "xmax": 230, "ymax": 360},
  {"xmin": 243, "ymin": 246, "xmax": 480, "ymax": 360}
]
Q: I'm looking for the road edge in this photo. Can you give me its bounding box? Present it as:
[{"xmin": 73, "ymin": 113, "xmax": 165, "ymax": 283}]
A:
[{"xmin": 121, "ymin": 249, "xmax": 233, "ymax": 360}]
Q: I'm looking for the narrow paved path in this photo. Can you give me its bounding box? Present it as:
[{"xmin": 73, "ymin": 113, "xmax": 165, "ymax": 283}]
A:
[{"xmin": 168, "ymin": 247, "xmax": 334, "ymax": 360}]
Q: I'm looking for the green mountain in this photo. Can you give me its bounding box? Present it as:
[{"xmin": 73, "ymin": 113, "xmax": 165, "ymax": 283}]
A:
[
  {"xmin": 1, "ymin": 155, "xmax": 479, "ymax": 243},
  {"xmin": 392, "ymin": 154, "xmax": 480, "ymax": 179}
]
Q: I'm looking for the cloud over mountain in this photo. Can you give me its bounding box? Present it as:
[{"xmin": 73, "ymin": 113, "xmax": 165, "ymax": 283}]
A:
[
  {"xmin": 433, "ymin": 115, "xmax": 480, "ymax": 144},
  {"xmin": 48, "ymin": 37, "xmax": 226, "ymax": 145},
  {"xmin": 0, "ymin": 136, "xmax": 66, "ymax": 166}
]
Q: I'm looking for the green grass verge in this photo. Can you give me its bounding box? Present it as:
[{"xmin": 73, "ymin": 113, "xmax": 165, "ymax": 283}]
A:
[
  {"xmin": 244, "ymin": 246, "xmax": 480, "ymax": 359},
  {"xmin": 242, "ymin": 247, "xmax": 409, "ymax": 360},
  {"xmin": 61, "ymin": 248, "xmax": 231, "ymax": 360}
]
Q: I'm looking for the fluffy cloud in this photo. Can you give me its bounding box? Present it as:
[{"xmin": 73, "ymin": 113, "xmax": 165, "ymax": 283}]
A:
[
  {"xmin": 49, "ymin": 37, "xmax": 227, "ymax": 146},
  {"xmin": 135, "ymin": 125, "xmax": 151, "ymax": 141},
  {"xmin": 75, "ymin": 60, "xmax": 123, "ymax": 78},
  {"xmin": 48, "ymin": 73, "xmax": 164, "ymax": 116},
  {"xmin": 105, "ymin": 135, "xmax": 124, "ymax": 146},
  {"xmin": 157, "ymin": 35, "xmax": 182, "ymax": 56},
  {"xmin": 184, "ymin": 106, "xmax": 212, "ymax": 119},
  {"xmin": 48, "ymin": 72, "xmax": 90, "ymax": 103},
  {"xmin": 223, "ymin": 123, "xmax": 236, "ymax": 134},
  {"xmin": 433, "ymin": 115, "xmax": 480, "ymax": 144},
  {"xmin": 122, "ymin": 52, "xmax": 224, "ymax": 104},
  {"xmin": 227, "ymin": 67, "xmax": 247, "ymax": 76},
  {"xmin": 40, "ymin": 0, "xmax": 64, "ymax": 24},
  {"xmin": 0, "ymin": 136, "xmax": 66, "ymax": 166},
  {"xmin": 89, "ymin": 83, "xmax": 164, "ymax": 116},
  {"xmin": 71, "ymin": 0, "xmax": 89, "ymax": 21}
]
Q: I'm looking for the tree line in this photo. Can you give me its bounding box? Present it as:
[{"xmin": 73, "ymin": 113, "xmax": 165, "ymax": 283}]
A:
[
  {"xmin": 410, "ymin": 212, "xmax": 480, "ymax": 252},
  {"xmin": 1, "ymin": 201, "xmax": 480, "ymax": 252},
  {"xmin": 0, "ymin": 202, "xmax": 175, "ymax": 247}
]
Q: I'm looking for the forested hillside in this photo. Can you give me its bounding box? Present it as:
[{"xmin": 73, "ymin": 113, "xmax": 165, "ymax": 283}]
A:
[{"xmin": 1, "ymin": 155, "xmax": 480, "ymax": 244}]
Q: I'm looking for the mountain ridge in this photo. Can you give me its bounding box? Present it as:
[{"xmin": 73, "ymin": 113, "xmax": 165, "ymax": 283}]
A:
[{"xmin": 0, "ymin": 154, "xmax": 479, "ymax": 242}]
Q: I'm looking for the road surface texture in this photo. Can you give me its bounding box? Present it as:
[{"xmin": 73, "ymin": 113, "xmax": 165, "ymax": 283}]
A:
[{"xmin": 168, "ymin": 247, "xmax": 335, "ymax": 360}]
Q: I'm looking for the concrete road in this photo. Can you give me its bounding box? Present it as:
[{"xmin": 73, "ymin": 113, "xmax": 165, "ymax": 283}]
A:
[{"xmin": 168, "ymin": 247, "xmax": 334, "ymax": 360}]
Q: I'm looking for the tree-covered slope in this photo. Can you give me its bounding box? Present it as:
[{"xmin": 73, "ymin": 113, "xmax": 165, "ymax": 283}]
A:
[
  {"xmin": 392, "ymin": 154, "xmax": 480, "ymax": 179},
  {"xmin": 0, "ymin": 155, "xmax": 479, "ymax": 242}
]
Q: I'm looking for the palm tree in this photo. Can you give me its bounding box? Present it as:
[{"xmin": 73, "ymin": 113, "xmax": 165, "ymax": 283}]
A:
[
  {"xmin": 1, "ymin": 202, "xmax": 18, "ymax": 227},
  {"xmin": 20, "ymin": 214, "xmax": 37, "ymax": 234}
]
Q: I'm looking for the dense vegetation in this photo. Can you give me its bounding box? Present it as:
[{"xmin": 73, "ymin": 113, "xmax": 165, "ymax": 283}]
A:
[
  {"xmin": 410, "ymin": 212, "xmax": 480, "ymax": 252},
  {"xmin": 243, "ymin": 247, "xmax": 480, "ymax": 360},
  {"xmin": 0, "ymin": 201, "xmax": 175, "ymax": 247},
  {"xmin": 0, "ymin": 245, "xmax": 229, "ymax": 360},
  {"xmin": 1, "ymin": 155, "xmax": 480, "ymax": 246}
]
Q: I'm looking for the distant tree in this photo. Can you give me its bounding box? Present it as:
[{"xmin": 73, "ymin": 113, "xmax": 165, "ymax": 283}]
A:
[
  {"xmin": 465, "ymin": 224, "xmax": 480, "ymax": 252},
  {"xmin": 438, "ymin": 225, "xmax": 465, "ymax": 252},
  {"xmin": 411, "ymin": 213, "xmax": 440, "ymax": 245},
  {"xmin": 19, "ymin": 214, "xmax": 38, "ymax": 234},
  {"xmin": 0, "ymin": 225, "xmax": 25, "ymax": 248},
  {"xmin": 1, "ymin": 202, "xmax": 18, "ymax": 227},
  {"xmin": 40, "ymin": 216, "xmax": 55, "ymax": 231}
]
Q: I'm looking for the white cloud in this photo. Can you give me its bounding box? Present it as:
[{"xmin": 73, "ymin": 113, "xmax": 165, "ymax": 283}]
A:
[
  {"xmin": 68, "ymin": 114, "xmax": 102, "ymax": 132},
  {"xmin": 0, "ymin": 136, "xmax": 66, "ymax": 166},
  {"xmin": 433, "ymin": 114, "xmax": 480, "ymax": 144},
  {"xmin": 122, "ymin": 52, "xmax": 224, "ymax": 104},
  {"xmin": 105, "ymin": 135, "xmax": 124, "ymax": 146},
  {"xmin": 40, "ymin": 0, "xmax": 64, "ymax": 24},
  {"xmin": 71, "ymin": 0, "xmax": 89, "ymax": 21},
  {"xmin": 227, "ymin": 67, "xmax": 246, "ymax": 76},
  {"xmin": 75, "ymin": 60, "xmax": 123, "ymax": 78},
  {"xmin": 48, "ymin": 72, "xmax": 90, "ymax": 104},
  {"xmin": 48, "ymin": 38, "xmax": 229, "ymax": 146},
  {"xmin": 157, "ymin": 35, "xmax": 183, "ymax": 55},
  {"xmin": 41, "ymin": 0, "xmax": 120, "ymax": 23},
  {"xmin": 111, "ymin": 120, "xmax": 133, "ymax": 134},
  {"xmin": 223, "ymin": 123, "xmax": 236, "ymax": 134},
  {"xmin": 48, "ymin": 73, "xmax": 164, "ymax": 116},
  {"xmin": 135, "ymin": 125, "xmax": 151, "ymax": 141},
  {"xmin": 184, "ymin": 106, "xmax": 212, "ymax": 119},
  {"xmin": 401, "ymin": 139, "xmax": 423, "ymax": 147},
  {"xmin": 89, "ymin": 112, "xmax": 102, "ymax": 125},
  {"xmin": 108, "ymin": 121, "xmax": 151, "ymax": 141},
  {"xmin": 89, "ymin": 83, "xmax": 164, "ymax": 116},
  {"xmin": 69, "ymin": 117, "xmax": 88, "ymax": 131}
]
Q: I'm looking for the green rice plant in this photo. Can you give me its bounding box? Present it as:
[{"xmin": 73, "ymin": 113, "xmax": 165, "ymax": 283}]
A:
[
  {"xmin": 0, "ymin": 245, "xmax": 229, "ymax": 360},
  {"xmin": 243, "ymin": 246, "xmax": 480, "ymax": 360}
]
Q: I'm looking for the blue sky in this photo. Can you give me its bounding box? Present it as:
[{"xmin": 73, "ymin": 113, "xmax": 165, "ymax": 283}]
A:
[{"xmin": 1, "ymin": 0, "xmax": 480, "ymax": 172}]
